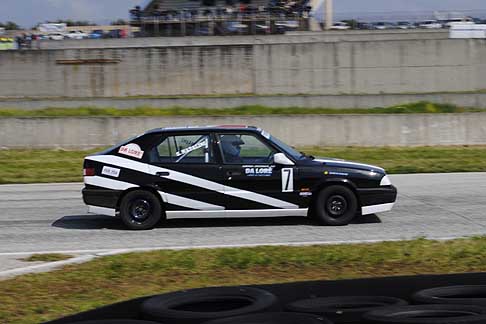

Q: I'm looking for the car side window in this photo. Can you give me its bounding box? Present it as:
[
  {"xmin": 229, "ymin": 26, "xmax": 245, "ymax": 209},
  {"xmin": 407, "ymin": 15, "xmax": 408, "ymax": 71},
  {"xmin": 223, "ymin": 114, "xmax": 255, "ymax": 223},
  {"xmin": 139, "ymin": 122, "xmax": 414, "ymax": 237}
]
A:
[
  {"xmin": 217, "ymin": 133, "xmax": 276, "ymax": 164},
  {"xmin": 153, "ymin": 134, "xmax": 211, "ymax": 164}
]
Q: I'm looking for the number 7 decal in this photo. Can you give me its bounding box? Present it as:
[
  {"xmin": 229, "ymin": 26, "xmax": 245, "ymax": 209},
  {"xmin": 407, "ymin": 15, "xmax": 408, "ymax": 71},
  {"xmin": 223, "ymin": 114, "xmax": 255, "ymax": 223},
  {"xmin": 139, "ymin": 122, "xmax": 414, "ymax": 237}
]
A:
[{"xmin": 281, "ymin": 168, "xmax": 294, "ymax": 192}]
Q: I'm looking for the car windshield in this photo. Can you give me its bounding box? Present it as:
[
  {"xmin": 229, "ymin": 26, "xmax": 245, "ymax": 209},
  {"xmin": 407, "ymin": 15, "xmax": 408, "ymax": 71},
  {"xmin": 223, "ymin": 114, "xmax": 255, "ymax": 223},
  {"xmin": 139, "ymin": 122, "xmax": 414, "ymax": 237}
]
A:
[{"xmin": 268, "ymin": 135, "xmax": 305, "ymax": 160}]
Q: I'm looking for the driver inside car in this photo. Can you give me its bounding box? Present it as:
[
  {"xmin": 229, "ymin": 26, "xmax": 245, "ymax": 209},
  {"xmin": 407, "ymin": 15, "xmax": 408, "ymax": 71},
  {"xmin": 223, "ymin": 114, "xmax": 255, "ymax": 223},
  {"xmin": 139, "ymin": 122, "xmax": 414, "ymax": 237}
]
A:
[{"xmin": 220, "ymin": 135, "xmax": 245, "ymax": 163}]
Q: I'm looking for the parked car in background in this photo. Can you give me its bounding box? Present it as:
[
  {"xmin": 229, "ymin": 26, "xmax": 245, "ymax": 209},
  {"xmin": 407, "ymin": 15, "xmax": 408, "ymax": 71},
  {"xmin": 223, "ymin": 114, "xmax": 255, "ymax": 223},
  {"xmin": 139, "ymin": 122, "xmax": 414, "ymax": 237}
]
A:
[
  {"xmin": 357, "ymin": 22, "xmax": 374, "ymax": 30},
  {"xmin": 65, "ymin": 30, "xmax": 88, "ymax": 40},
  {"xmin": 373, "ymin": 22, "xmax": 395, "ymax": 30},
  {"xmin": 106, "ymin": 29, "xmax": 128, "ymax": 38},
  {"xmin": 418, "ymin": 20, "xmax": 443, "ymax": 29},
  {"xmin": 396, "ymin": 21, "xmax": 416, "ymax": 29},
  {"xmin": 255, "ymin": 24, "xmax": 270, "ymax": 34},
  {"xmin": 443, "ymin": 19, "xmax": 475, "ymax": 28},
  {"xmin": 224, "ymin": 22, "xmax": 248, "ymax": 34},
  {"xmin": 89, "ymin": 30, "xmax": 105, "ymax": 39},
  {"xmin": 48, "ymin": 33, "xmax": 65, "ymax": 40},
  {"xmin": 443, "ymin": 17, "xmax": 474, "ymax": 28},
  {"xmin": 275, "ymin": 20, "xmax": 299, "ymax": 33},
  {"xmin": 330, "ymin": 22, "xmax": 351, "ymax": 30}
]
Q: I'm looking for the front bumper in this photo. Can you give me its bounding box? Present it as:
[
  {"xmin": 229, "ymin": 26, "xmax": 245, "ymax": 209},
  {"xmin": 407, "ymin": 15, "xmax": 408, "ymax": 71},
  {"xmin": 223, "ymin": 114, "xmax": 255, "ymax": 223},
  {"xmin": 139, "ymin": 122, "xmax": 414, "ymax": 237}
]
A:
[{"xmin": 357, "ymin": 185, "xmax": 397, "ymax": 215}]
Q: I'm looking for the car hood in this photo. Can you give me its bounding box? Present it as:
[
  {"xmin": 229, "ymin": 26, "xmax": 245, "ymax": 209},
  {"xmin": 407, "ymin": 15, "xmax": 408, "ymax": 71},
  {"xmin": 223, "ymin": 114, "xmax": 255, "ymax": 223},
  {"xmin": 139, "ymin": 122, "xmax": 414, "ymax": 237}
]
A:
[{"xmin": 312, "ymin": 157, "xmax": 385, "ymax": 174}]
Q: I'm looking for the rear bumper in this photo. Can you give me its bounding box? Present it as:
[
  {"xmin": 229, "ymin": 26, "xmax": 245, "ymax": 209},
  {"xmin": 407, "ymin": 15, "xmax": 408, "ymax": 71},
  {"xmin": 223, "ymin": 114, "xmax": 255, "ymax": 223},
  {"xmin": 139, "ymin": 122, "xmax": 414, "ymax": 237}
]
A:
[
  {"xmin": 82, "ymin": 186, "xmax": 121, "ymax": 209},
  {"xmin": 357, "ymin": 185, "xmax": 397, "ymax": 215}
]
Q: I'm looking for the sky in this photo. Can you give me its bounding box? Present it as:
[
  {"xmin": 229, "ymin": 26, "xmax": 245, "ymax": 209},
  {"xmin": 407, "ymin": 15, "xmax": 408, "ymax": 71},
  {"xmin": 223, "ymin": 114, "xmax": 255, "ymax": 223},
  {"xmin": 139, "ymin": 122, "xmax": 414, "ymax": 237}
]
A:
[{"xmin": 1, "ymin": 0, "xmax": 486, "ymax": 28}]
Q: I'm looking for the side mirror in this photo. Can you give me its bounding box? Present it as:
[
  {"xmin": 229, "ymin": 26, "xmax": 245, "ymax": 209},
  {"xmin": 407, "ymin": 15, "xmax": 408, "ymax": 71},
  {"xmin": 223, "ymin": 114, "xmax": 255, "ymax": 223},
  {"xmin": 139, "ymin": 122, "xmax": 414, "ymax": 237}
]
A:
[{"xmin": 274, "ymin": 153, "xmax": 295, "ymax": 166}]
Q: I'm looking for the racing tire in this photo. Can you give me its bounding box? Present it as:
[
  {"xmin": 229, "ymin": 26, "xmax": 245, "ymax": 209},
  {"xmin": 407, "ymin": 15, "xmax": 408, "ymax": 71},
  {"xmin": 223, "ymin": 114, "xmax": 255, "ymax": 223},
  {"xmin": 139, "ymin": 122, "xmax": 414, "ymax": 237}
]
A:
[
  {"xmin": 201, "ymin": 312, "xmax": 333, "ymax": 324},
  {"xmin": 69, "ymin": 321, "xmax": 161, "ymax": 324},
  {"xmin": 412, "ymin": 285, "xmax": 486, "ymax": 306},
  {"xmin": 314, "ymin": 185, "xmax": 358, "ymax": 226},
  {"xmin": 286, "ymin": 296, "xmax": 408, "ymax": 323},
  {"xmin": 140, "ymin": 286, "xmax": 280, "ymax": 324},
  {"xmin": 362, "ymin": 304, "xmax": 486, "ymax": 324},
  {"xmin": 119, "ymin": 190, "xmax": 162, "ymax": 230}
]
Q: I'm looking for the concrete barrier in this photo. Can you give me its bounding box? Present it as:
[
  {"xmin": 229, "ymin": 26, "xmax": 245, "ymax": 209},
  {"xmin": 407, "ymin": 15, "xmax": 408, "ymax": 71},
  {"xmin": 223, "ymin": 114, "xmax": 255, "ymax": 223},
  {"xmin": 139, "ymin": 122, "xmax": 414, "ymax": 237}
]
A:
[
  {"xmin": 1, "ymin": 113, "xmax": 486, "ymax": 149},
  {"xmin": 2, "ymin": 36, "xmax": 485, "ymax": 99}
]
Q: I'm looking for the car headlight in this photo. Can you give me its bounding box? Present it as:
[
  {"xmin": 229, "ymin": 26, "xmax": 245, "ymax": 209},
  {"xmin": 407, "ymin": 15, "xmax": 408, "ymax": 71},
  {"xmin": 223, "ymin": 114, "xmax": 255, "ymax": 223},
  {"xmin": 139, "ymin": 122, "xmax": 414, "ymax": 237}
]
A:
[{"xmin": 380, "ymin": 175, "xmax": 392, "ymax": 186}]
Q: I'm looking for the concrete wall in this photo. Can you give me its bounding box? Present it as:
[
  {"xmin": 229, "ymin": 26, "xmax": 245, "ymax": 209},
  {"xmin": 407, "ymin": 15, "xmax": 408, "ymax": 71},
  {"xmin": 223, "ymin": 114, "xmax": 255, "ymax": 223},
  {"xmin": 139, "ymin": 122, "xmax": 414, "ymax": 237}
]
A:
[
  {"xmin": 2, "ymin": 113, "xmax": 486, "ymax": 149},
  {"xmin": 1, "ymin": 33, "xmax": 485, "ymax": 99}
]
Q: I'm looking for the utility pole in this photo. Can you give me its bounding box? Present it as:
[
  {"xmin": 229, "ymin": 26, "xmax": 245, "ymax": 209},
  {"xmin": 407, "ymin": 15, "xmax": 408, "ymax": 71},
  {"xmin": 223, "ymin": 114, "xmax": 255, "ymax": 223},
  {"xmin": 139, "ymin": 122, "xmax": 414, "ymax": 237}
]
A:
[
  {"xmin": 309, "ymin": 0, "xmax": 333, "ymax": 31},
  {"xmin": 325, "ymin": 0, "xmax": 333, "ymax": 30}
]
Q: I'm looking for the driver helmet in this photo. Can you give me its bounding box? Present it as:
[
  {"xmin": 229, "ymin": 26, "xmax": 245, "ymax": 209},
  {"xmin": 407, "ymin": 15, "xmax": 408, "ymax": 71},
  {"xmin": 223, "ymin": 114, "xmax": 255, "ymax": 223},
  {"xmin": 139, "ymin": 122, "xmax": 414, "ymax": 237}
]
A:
[{"xmin": 221, "ymin": 135, "xmax": 245, "ymax": 160}]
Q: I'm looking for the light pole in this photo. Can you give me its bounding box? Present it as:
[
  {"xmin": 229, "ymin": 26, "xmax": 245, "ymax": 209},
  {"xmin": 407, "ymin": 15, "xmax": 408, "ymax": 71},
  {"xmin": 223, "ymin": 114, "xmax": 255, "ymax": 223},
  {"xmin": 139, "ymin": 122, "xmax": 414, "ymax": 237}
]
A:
[{"xmin": 325, "ymin": 0, "xmax": 333, "ymax": 30}]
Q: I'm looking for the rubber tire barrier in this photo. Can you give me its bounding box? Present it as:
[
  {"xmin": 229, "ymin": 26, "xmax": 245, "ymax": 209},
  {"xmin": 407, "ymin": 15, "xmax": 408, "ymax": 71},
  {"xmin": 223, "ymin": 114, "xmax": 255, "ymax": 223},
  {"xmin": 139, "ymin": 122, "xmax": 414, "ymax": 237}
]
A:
[
  {"xmin": 68, "ymin": 321, "xmax": 161, "ymax": 324},
  {"xmin": 286, "ymin": 296, "xmax": 408, "ymax": 323},
  {"xmin": 201, "ymin": 312, "xmax": 334, "ymax": 324},
  {"xmin": 412, "ymin": 285, "xmax": 486, "ymax": 306},
  {"xmin": 119, "ymin": 190, "xmax": 162, "ymax": 230},
  {"xmin": 140, "ymin": 286, "xmax": 280, "ymax": 324},
  {"xmin": 314, "ymin": 185, "xmax": 358, "ymax": 226},
  {"xmin": 362, "ymin": 304, "xmax": 486, "ymax": 324}
]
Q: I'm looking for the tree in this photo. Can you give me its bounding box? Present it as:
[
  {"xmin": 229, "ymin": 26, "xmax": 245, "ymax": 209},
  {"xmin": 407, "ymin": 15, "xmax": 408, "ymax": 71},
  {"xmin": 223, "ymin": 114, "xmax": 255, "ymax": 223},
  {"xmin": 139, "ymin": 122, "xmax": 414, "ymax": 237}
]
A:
[
  {"xmin": 342, "ymin": 19, "xmax": 359, "ymax": 30},
  {"xmin": 3, "ymin": 21, "xmax": 20, "ymax": 30},
  {"xmin": 111, "ymin": 19, "xmax": 128, "ymax": 26}
]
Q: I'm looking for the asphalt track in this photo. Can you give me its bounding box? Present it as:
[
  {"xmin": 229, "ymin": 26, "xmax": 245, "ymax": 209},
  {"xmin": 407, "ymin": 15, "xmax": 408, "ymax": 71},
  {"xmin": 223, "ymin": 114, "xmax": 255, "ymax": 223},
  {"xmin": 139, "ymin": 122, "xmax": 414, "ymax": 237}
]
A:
[{"xmin": 0, "ymin": 173, "xmax": 485, "ymax": 271}]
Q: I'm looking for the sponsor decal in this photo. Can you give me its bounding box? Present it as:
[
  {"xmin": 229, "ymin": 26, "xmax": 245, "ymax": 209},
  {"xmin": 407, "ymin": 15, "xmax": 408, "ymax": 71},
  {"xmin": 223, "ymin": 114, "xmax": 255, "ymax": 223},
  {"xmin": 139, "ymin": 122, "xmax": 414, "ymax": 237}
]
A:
[
  {"xmin": 244, "ymin": 165, "xmax": 274, "ymax": 177},
  {"xmin": 101, "ymin": 166, "xmax": 120, "ymax": 178},
  {"xmin": 119, "ymin": 143, "xmax": 144, "ymax": 159},
  {"xmin": 175, "ymin": 139, "xmax": 208, "ymax": 157},
  {"xmin": 330, "ymin": 171, "xmax": 349, "ymax": 176},
  {"xmin": 324, "ymin": 171, "xmax": 349, "ymax": 176},
  {"xmin": 299, "ymin": 192, "xmax": 313, "ymax": 197}
]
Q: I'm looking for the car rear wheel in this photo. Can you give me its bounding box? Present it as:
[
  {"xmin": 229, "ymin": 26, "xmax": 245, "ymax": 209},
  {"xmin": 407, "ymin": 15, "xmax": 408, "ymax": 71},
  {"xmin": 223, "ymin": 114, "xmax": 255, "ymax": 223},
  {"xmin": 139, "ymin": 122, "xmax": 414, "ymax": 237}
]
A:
[
  {"xmin": 314, "ymin": 185, "xmax": 358, "ymax": 226},
  {"xmin": 119, "ymin": 190, "xmax": 162, "ymax": 230}
]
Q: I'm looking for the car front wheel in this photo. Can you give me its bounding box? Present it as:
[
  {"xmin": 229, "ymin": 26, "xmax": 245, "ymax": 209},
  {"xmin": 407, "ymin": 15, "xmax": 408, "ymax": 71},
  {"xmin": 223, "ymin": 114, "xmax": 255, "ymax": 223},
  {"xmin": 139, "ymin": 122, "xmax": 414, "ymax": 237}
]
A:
[
  {"xmin": 314, "ymin": 185, "xmax": 358, "ymax": 226},
  {"xmin": 119, "ymin": 190, "xmax": 163, "ymax": 230}
]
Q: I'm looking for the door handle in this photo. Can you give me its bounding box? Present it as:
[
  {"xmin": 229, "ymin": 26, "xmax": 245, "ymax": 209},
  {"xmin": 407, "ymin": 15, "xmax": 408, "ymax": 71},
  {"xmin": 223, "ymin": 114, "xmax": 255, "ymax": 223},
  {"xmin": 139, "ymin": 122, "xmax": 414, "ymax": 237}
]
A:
[
  {"xmin": 156, "ymin": 171, "xmax": 170, "ymax": 177},
  {"xmin": 226, "ymin": 171, "xmax": 241, "ymax": 176}
]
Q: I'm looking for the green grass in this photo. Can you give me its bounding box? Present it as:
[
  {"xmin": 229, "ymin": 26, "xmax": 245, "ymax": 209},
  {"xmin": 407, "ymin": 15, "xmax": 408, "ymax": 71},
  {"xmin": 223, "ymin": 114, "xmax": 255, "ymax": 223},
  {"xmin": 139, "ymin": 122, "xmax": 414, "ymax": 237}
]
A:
[
  {"xmin": 0, "ymin": 237, "xmax": 485, "ymax": 323},
  {"xmin": 0, "ymin": 149, "xmax": 99, "ymax": 184},
  {"xmin": 305, "ymin": 146, "xmax": 486, "ymax": 174},
  {"xmin": 0, "ymin": 102, "xmax": 484, "ymax": 117},
  {"xmin": 1, "ymin": 146, "xmax": 485, "ymax": 184},
  {"xmin": 20, "ymin": 254, "xmax": 73, "ymax": 263}
]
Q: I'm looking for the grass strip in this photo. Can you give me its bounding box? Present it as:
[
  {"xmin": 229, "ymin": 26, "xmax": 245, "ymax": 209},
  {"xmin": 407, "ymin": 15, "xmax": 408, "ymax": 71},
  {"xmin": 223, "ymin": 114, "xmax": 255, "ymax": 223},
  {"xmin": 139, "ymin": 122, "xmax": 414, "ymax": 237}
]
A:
[
  {"xmin": 0, "ymin": 237, "xmax": 485, "ymax": 323},
  {"xmin": 0, "ymin": 102, "xmax": 485, "ymax": 117},
  {"xmin": 1, "ymin": 146, "xmax": 486, "ymax": 184},
  {"xmin": 20, "ymin": 254, "xmax": 73, "ymax": 263}
]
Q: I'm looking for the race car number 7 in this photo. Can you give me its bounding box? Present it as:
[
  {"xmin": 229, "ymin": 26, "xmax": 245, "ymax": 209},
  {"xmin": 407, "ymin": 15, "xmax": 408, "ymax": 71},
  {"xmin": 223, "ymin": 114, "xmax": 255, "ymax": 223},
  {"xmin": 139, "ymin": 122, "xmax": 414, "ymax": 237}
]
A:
[{"xmin": 281, "ymin": 168, "xmax": 294, "ymax": 192}]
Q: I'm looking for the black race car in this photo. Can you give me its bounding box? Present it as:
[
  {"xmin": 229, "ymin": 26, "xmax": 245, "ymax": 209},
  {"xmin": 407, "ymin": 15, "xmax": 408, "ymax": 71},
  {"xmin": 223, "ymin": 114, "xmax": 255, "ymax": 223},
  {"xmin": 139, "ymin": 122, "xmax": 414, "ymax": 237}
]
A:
[{"xmin": 82, "ymin": 126, "xmax": 397, "ymax": 230}]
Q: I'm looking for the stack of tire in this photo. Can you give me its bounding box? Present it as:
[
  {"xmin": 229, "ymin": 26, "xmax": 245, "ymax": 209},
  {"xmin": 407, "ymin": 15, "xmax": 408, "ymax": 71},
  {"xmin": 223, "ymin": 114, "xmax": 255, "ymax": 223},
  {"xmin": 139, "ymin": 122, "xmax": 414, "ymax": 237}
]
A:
[{"xmin": 65, "ymin": 285, "xmax": 486, "ymax": 324}]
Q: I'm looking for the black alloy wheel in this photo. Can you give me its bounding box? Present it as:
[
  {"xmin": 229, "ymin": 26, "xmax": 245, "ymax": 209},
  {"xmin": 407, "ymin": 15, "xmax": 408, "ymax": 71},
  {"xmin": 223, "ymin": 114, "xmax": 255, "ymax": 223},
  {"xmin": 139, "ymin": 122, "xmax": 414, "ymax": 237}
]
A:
[
  {"xmin": 120, "ymin": 190, "xmax": 163, "ymax": 230},
  {"xmin": 314, "ymin": 185, "xmax": 358, "ymax": 226}
]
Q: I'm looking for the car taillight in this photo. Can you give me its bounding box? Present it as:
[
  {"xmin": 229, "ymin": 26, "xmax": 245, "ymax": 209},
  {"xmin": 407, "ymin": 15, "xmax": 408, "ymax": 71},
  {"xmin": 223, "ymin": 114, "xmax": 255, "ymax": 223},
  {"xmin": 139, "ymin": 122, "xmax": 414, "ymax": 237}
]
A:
[{"xmin": 83, "ymin": 168, "xmax": 95, "ymax": 176}]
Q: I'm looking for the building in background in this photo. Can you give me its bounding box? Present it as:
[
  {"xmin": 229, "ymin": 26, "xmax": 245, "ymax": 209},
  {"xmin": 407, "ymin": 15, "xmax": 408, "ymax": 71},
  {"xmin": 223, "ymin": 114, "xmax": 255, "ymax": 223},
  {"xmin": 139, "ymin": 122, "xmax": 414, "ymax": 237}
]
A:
[{"xmin": 130, "ymin": 0, "xmax": 312, "ymax": 36}]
